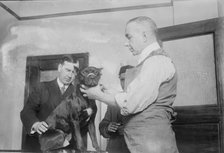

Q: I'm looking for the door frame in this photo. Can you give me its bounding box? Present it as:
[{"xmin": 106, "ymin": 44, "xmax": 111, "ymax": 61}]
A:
[
  {"xmin": 21, "ymin": 52, "xmax": 89, "ymax": 151},
  {"xmin": 158, "ymin": 17, "xmax": 224, "ymax": 152}
]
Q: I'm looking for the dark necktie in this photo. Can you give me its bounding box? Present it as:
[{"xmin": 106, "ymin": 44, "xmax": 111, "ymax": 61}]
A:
[{"xmin": 60, "ymin": 85, "xmax": 66, "ymax": 94}]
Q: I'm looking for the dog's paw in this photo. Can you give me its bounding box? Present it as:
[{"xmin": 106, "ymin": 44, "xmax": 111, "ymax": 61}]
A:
[
  {"xmin": 92, "ymin": 143, "xmax": 100, "ymax": 151},
  {"xmin": 95, "ymin": 147, "xmax": 101, "ymax": 152},
  {"xmin": 76, "ymin": 143, "xmax": 86, "ymax": 152},
  {"xmin": 86, "ymin": 108, "xmax": 93, "ymax": 116}
]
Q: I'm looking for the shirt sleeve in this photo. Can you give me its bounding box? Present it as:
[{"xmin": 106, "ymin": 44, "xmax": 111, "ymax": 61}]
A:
[
  {"xmin": 115, "ymin": 56, "xmax": 175, "ymax": 116},
  {"xmin": 30, "ymin": 122, "xmax": 39, "ymax": 134},
  {"xmin": 20, "ymin": 84, "xmax": 42, "ymax": 133}
]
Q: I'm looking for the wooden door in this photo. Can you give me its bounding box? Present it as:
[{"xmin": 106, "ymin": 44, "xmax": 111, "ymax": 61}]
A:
[
  {"xmin": 158, "ymin": 18, "xmax": 224, "ymax": 153},
  {"xmin": 22, "ymin": 52, "xmax": 89, "ymax": 150}
]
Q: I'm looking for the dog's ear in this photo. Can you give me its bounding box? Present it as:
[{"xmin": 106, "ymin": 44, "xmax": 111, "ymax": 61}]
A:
[
  {"xmin": 79, "ymin": 68, "xmax": 87, "ymax": 80},
  {"xmin": 97, "ymin": 68, "xmax": 103, "ymax": 71},
  {"xmin": 72, "ymin": 76, "xmax": 80, "ymax": 86},
  {"xmin": 97, "ymin": 68, "xmax": 103, "ymax": 76}
]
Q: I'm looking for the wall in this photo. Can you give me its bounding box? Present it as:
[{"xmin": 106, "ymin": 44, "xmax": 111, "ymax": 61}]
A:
[
  {"xmin": 0, "ymin": 0, "xmax": 220, "ymax": 150},
  {"xmin": 173, "ymin": 0, "xmax": 218, "ymax": 24},
  {"xmin": 218, "ymin": 0, "xmax": 224, "ymax": 16},
  {"xmin": 0, "ymin": 7, "xmax": 19, "ymax": 150}
]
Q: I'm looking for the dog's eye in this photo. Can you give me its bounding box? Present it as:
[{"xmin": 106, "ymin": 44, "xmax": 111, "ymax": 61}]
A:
[{"xmin": 81, "ymin": 71, "xmax": 85, "ymax": 76}]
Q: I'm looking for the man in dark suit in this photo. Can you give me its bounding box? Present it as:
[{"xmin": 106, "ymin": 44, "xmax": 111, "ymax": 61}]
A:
[
  {"xmin": 99, "ymin": 65, "xmax": 133, "ymax": 153},
  {"xmin": 20, "ymin": 55, "xmax": 79, "ymax": 151}
]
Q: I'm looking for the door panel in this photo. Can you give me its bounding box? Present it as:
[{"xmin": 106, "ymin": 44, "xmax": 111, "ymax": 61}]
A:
[
  {"xmin": 158, "ymin": 18, "xmax": 224, "ymax": 153},
  {"xmin": 163, "ymin": 34, "xmax": 217, "ymax": 106},
  {"xmin": 174, "ymin": 105, "xmax": 221, "ymax": 153},
  {"xmin": 174, "ymin": 123, "xmax": 219, "ymax": 153}
]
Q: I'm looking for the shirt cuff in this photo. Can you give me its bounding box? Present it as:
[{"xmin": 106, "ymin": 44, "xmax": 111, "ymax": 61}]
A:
[
  {"xmin": 115, "ymin": 92, "xmax": 129, "ymax": 116},
  {"xmin": 30, "ymin": 122, "xmax": 39, "ymax": 134}
]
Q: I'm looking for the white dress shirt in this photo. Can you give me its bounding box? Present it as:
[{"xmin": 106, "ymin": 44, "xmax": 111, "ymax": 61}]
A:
[
  {"xmin": 115, "ymin": 42, "xmax": 176, "ymax": 116},
  {"xmin": 57, "ymin": 78, "xmax": 69, "ymax": 92}
]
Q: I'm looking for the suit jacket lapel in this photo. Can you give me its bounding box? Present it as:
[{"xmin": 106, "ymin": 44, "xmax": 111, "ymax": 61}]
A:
[
  {"xmin": 52, "ymin": 79, "xmax": 62, "ymax": 96},
  {"xmin": 47, "ymin": 79, "xmax": 63, "ymax": 108},
  {"xmin": 62, "ymin": 84, "xmax": 75, "ymax": 98},
  {"xmin": 48, "ymin": 79, "xmax": 75, "ymax": 108}
]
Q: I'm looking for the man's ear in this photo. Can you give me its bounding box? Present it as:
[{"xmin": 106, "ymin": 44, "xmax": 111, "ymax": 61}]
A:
[
  {"xmin": 58, "ymin": 64, "xmax": 62, "ymax": 72},
  {"xmin": 143, "ymin": 32, "xmax": 147, "ymax": 42},
  {"xmin": 97, "ymin": 68, "xmax": 103, "ymax": 72}
]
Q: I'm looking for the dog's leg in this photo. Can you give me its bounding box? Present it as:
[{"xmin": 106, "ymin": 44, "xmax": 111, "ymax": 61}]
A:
[
  {"xmin": 88, "ymin": 121, "xmax": 100, "ymax": 151},
  {"xmin": 71, "ymin": 120, "xmax": 85, "ymax": 151}
]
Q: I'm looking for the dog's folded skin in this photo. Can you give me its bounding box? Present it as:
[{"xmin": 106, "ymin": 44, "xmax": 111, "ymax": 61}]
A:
[
  {"xmin": 39, "ymin": 95, "xmax": 84, "ymax": 151},
  {"xmin": 39, "ymin": 129, "xmax": 65, "ymax": 151}
]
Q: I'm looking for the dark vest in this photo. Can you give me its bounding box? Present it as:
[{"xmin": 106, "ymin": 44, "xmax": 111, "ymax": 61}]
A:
[{"xmin": 123, "ymin": 49, "xmax": 177, "ymax": 127}]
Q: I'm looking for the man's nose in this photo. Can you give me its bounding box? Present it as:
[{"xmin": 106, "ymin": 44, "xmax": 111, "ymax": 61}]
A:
[
  {"xmin": 124, "ymin": 42, "xmax": 129, "ymax": 47},
  {"xmin": 67, "ymin": 71, "xmax": 74, "ymax": 77}
]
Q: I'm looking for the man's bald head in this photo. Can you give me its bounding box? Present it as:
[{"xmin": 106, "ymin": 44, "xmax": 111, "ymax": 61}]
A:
[
  {"xmin": 127, "ymin": 16, "xmax": 157, "ymax": 32},
  {"xmin": 126, "ymin": 16, "xmax": 158, "ymax": 40},
  {"xmin": 124, "ymin": 16, "xmax": 162, "ymax": 56}
]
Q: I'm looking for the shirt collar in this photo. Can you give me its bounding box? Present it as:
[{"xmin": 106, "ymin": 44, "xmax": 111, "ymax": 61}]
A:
[
  {"xmin": 57, "ymin": 78, "xmax": 68, "ymax": 88},
  {"xmin": 137, "ymin": 42, "xmax": 161, "ymax": 64}
]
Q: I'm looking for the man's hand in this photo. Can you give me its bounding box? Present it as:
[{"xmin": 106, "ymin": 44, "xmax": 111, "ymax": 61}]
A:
[
  {"xmin": 79, "ymin": 108, "xmax": 93, "ymax": 122},
  {"xmin": 117, "ymin": 124, "xmax": 125, "ymax": 135},
  {"xmin": 32, "ymin": 121, "xmax": 48, "ymax": 135},
  {"xmin": 107, "ymin": 122, "xmax": 121, "ymax": 133},
  {"xmin": 100, "ymin": 84, "xmax": 120, "ymax": 95},
  {"xmin": 80, "ymin": 84, "xmax": 103, "ymax": 100},
  {"xmin": 80, "ymin": 84, "xmax": 118, "ymax": 106}
]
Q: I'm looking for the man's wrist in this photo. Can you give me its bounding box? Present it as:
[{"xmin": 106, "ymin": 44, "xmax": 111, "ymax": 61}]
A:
[
  {"xmin": 30, "ymin": 122, "xmax": 39, "ymax": 134},
  {"xmin": 98, "ymin": 92, "xmax": 117, "ymax": 107},
  {"xmin": 104, "ymin": 126, "xmax": 111, "ymax": 138}
]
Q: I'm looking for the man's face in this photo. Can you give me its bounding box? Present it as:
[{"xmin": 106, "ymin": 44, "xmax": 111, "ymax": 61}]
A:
[
  {"xmin": 58, "ymin": 61, "xmax": 77, "ymax": 85},
  {"xmin": 125, "ymin": 23, "xmax": 145, "ymax": 56}
]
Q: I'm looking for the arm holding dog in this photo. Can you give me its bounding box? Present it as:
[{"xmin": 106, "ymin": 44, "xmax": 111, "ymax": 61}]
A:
[
  {"xmin": 81, "ymin": 16, "xmax": 179, "ymax": 153},
  {"xmin": 81, "ymin": 84, "xmax": 117, "ymax": 106}
]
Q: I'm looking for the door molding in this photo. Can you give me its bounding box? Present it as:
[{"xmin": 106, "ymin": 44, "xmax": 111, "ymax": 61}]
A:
[{"xmin": 158, "ymin": 17, "xmax": 224, "ymax": 153}]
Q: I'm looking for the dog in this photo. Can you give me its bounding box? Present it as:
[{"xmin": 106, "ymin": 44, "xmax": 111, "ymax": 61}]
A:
[{"xmin": 39, "ymin": 66, "xmax": 102, "ymax": 152}]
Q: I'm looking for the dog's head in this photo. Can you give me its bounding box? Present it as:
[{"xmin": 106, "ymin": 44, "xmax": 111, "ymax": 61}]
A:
[{"xmin": 79, "ymin": 66, "xmax": 102, "ymax": 87}]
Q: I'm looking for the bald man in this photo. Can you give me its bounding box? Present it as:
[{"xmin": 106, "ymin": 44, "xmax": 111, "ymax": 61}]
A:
[{"xmin": 81, "ymin": 16, "xmax": 179, "ymax": 153}]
